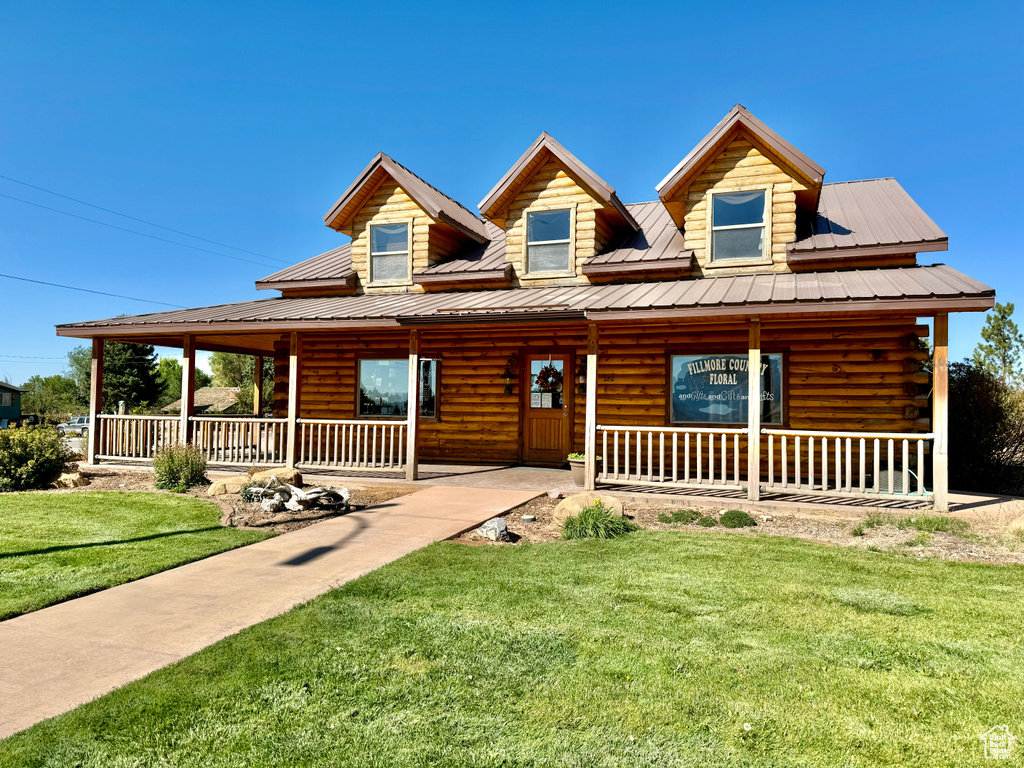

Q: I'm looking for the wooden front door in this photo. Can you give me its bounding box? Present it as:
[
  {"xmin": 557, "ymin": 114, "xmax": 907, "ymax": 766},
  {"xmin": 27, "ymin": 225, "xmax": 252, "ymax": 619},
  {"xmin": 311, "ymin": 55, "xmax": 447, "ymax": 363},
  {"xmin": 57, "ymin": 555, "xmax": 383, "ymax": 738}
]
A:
[{"xmin": 522, "ymin": 352, "xmax": 573, "ymax": 464}]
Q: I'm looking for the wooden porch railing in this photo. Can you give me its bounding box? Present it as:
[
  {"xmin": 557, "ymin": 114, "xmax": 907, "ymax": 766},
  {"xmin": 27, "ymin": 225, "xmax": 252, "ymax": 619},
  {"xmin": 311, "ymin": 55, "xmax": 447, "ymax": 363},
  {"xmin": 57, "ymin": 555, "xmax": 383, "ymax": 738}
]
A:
[
  {"xmin": 95, "ymin": 414, "xmax": 181, "ymax": 461},
  {"xmin": 296, "ymin": 418, "xmax": 406, "ymax": 471},
  {"xmin": 596, "ymin": 425, "xmax": 748, "ymax": 491},
  {"xmin": 190, "ymin": 416, "xmax": 289, "ymax": 466},
  {"xmin": 761, "ymin": 428, "xmax": 934, "ymax": 500}
]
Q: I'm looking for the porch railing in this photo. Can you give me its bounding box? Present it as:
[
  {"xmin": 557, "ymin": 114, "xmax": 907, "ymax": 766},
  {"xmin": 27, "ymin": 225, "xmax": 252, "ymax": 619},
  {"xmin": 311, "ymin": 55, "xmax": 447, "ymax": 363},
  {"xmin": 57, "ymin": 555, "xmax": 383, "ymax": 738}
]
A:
[
  {"xmin": 296, "ymin": 418, "xmax": 406, "ymax": 471},
  {"xmin": 761, "ymin": 428, "xmax": 933, "ymax": 500},
  {"xmin": 190, "ymin": 416, "xmax": 289, "ymax": 466},
  {"xmin": 596, "ymin": 425, "xmax": 748, "ymax": 491},
  {"xmin": 95, "ymin": 414, "xmax": 181, "ymax": 461}
]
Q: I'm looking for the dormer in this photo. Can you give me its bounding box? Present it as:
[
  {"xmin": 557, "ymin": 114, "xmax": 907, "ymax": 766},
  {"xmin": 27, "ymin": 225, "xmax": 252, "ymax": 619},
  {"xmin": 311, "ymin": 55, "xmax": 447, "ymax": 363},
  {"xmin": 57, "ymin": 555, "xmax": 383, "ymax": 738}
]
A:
[
  {"xmin": 656, "ymin": 105, "xmax": 825, "ymax": 277},
  {"xmin": 478, "ymin": 133, "xmax": 639, "ymax": 284},
  {"xmin": 323, "ymin": 153, "xmax": 487, "ymax": 292}
]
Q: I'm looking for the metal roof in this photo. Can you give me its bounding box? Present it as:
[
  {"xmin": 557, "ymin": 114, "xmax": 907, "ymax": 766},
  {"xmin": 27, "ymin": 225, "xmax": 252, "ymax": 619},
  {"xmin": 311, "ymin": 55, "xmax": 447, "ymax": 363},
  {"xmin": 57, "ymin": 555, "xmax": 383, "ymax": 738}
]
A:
[
  {"xmin": 584, "ymin": 201, "xmax": 691, "ymax": 271},
  {"xmin": 59, "ymin": 265, "xmax": 993, "ymax": 335},
  {"xmin": 323, "ymin": 152, "xmax": 487, "ymax": 243},
  {"xmin": 789, "ymin": 178, "xmax": 947, "ymax": 258},
  {"xmin": 256, "ymin": 243, "xmax": 354, "ymax": 287}
]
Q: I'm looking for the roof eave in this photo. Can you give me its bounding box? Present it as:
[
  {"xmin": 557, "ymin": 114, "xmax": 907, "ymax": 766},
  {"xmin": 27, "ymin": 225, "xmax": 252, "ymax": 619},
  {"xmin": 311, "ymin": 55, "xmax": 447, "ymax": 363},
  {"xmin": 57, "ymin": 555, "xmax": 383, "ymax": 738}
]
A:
[
  {"xmin": 787, "ymin": 239, "xmax": 948, "ymax": 261},
  {"xmin": 413, "ymin": 265, "xmax": 512, "ymax": 286}
]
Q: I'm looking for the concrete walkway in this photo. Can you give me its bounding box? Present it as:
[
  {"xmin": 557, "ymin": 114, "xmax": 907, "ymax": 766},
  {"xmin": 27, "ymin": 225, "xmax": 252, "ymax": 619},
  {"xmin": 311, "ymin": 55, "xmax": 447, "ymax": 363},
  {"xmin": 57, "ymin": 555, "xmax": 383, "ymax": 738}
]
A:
[{"xmin": 0, "ymin": 485, "xmax": 538, "ymax": 739}]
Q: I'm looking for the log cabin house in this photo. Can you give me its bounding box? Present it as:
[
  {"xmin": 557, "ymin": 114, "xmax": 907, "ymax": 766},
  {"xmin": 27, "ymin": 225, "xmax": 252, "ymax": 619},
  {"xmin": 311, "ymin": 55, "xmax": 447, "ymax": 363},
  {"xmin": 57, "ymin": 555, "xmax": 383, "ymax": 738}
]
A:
[{"xmin": 57, "ymin": 105, "xmax": 994, "ymax": 510}]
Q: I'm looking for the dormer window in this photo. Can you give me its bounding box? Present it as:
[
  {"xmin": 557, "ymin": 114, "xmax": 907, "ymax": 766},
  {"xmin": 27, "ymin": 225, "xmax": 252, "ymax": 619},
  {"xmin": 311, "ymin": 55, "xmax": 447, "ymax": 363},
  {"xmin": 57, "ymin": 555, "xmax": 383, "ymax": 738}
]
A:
[
  {"xmin": 710, "ymin": 189, "xmax": 769, "ymax": 262},
  {"xmin": 369, "ymin": 222, "xmax": 410, "ymax": 283},
  {"xmin": 526, "ymin": 209, "xmax": 572, "ymax": 274}
]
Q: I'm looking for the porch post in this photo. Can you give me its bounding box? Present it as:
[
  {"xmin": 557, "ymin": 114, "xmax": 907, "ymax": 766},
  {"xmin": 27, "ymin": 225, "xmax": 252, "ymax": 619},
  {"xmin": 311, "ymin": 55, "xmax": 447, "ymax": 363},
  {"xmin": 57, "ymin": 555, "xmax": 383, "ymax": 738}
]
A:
[
  {"xmin": 584, "ymin": 324, "xmax": 598, "ymax": 491},
  {"xmin": 286, "ymin": 333, "xmax": 300, "ymax": 468},
  {"xmin": 406, "ymin": 330, "xmax": 419, "ymax": 481},
  {"xmin": 87, "ymin": 338, "xmax": 103, "ymax": 464},
  {"xmin": 180, "ymin": 334, "xmax": 196, "ymax": 444},
  {"xmin": 933, "ymin": 313, "xmax": 949, "ymax": 512},
  {"xmin": 253, "ymin": 355, "xmax": 264, "ymax": 416},
  {"xmin": 747, "ymin": 319, "xmax": 761, "ymax": 501}
]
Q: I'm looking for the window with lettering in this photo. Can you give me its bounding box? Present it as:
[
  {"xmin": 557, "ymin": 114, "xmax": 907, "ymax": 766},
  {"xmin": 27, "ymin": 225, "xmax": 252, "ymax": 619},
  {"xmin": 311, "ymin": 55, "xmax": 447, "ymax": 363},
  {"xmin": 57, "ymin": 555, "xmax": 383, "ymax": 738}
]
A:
[{"xmin": 669, "ymin": 353, "xmax": 783, "ymax": 425}]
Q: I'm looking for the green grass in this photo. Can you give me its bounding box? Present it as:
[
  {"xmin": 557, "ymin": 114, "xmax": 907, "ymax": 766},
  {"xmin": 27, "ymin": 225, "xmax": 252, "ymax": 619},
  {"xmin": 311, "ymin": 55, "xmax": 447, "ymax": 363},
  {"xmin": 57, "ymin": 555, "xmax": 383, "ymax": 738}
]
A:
[
  {"xmin": 0, "ymin": 491, "xmax": 271, "ymax": 619},
  {"xmin": 2, "ymin": 531, "xmax": 1023, "ymax": 767},
  {"xmin": 852, "ymin": 512, "xmax": 971, "ymax": 539}
]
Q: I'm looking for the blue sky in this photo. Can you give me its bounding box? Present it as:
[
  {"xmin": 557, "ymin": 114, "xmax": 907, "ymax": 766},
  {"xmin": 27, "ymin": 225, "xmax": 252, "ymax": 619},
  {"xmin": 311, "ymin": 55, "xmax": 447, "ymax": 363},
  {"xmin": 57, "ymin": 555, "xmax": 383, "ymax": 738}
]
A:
[{"xmin": 1, "ymin": 0, "xmax": 1021, "ymax": 385}]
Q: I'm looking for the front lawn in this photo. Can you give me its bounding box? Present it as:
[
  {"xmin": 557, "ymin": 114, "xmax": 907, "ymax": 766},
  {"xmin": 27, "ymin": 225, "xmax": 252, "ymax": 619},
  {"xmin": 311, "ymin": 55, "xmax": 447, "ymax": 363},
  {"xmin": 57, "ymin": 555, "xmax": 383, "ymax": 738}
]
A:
[
  {"xmin": 2, "ymin": 531, "xmax": 1022, "ymax": 766},
  {"xmin": 0, "ymin": 491, "xmax": 271, "ymax": 620}
]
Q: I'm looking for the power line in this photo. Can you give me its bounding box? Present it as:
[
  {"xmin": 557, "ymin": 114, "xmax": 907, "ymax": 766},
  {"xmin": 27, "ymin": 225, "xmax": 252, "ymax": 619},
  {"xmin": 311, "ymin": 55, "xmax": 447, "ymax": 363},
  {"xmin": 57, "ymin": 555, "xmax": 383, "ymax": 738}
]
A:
[
  {"xmin": 0, "ymin": 192, "xmax": 287, "ymax": 268},
  {"xmin": 0, "ymin": 273, "xmax": 187, "ymax": 308},
  {"xmin": 0, "ymin": 172, "xmax": 280, "ymax": 262}
]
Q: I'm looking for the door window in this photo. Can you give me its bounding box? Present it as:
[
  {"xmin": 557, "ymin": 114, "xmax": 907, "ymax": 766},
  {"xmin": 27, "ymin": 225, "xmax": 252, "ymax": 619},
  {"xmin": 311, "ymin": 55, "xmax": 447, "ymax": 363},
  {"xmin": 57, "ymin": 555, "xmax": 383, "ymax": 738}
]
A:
[{"xmin": 529, "ymin": 358, "xmax": 564, "ymax": 409}]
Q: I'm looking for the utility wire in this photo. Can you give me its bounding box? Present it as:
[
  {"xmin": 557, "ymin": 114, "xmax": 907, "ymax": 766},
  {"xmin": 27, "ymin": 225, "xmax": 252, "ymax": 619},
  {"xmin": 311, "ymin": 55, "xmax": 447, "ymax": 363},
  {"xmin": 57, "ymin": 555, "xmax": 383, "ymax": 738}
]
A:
[
  {"xmin": 0, "ymin": 172, "xmax": 279, "ymax": 262},
  {"xmin": 0, "ymin": 272, "xmax": 187, "ymax": 308},
  {"xmin": 0, "ymin": 192, "xmax": 286, "ymax": 268}
]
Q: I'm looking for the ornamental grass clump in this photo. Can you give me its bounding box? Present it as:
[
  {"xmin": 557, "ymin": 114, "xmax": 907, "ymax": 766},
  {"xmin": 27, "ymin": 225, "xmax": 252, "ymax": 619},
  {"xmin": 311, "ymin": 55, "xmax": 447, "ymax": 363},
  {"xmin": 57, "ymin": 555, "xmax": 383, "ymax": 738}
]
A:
[
  {"xmin": 0, "ymin": 426, "xmax": 74, "ymax": 491},
  {"xmin": 561, "ymin": 501, "xmax": 638, "ymax": 540},
  {"xmin": 153, "ymin": 444, "xmax": 207, "ymax": 492}
]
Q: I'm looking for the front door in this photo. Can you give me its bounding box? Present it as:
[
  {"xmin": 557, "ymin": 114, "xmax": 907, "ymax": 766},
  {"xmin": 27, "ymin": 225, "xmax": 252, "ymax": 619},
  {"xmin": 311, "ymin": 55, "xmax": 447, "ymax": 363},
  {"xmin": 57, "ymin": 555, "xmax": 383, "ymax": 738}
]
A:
[{"xmin": 522, "ymin": 352, "xmax": 572, "ymax": 464}]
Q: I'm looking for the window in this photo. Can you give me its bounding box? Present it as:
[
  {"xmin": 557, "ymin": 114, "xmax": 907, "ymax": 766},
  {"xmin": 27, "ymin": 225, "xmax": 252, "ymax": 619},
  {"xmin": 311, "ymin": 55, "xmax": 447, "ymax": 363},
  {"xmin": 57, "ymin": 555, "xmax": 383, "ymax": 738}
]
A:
[
  {"xmin": 0, "ymin": 393, "xmax": 10, "ymax": 407},
  {"xmin": 369, "ymin": 222, "xmax": 410, "ymax": 283},
  {"xmin": 358, "ymin": 358, "xmax": 439, "ymax": 419},
  {"xmin": 528, "ymin": 358, "xmax": 564, "ymax": 409},
  {"xmin": 669, "ymin": 353, "xmax": 783, "ymax": 425},
  {"xmin": 710, "ymin": 189, "xmax": 767, "ymax": 262},
  {"xmin": 526, "ymin": 209, "xmax": 571, "ymax": 274}
]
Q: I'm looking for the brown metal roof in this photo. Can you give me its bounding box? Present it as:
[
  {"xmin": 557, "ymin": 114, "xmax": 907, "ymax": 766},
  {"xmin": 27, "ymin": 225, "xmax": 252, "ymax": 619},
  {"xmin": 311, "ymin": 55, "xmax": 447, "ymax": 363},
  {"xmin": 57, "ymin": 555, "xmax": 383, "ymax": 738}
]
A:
[
  {"xmin": 255, "ymin": 243, "xmax": 355, "ymax": 289},
  {"xmin": 323, "ymin": 152, "xmax": 487, "ymax": 243},
  {"xmin": 584, "ymin": 201, "xmax": 691, "ymax": 274},
  {"xmin": 789, "ymin": 178, "xmax": 947, "ymax": 259},
  {"xmin": 656, "ymin": 105, "xmax": 826, "ymax": 202},
  {"xmin": 478, "ymin": 132, "xmax": 639, "ymax": 230},
  {"xmin": 58, "ymin": 265, "xmax": 992, "ymax": 336}
]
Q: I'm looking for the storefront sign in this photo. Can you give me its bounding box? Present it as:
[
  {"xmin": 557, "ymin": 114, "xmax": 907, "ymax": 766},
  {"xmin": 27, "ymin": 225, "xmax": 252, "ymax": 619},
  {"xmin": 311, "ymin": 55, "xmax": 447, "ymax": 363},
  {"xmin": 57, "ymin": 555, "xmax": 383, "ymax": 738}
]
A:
[{"xmin": 670, "ymin": 353, "xmax": 783, "ymax": 425}]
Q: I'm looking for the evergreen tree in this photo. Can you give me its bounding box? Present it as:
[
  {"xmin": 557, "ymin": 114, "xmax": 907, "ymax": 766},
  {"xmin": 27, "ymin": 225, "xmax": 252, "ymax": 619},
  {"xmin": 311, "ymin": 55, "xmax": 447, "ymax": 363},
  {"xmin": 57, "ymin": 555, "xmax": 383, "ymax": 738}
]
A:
[{"xmin": 972, "ymin": 302, "xmax": 1024, "ymax": 387}]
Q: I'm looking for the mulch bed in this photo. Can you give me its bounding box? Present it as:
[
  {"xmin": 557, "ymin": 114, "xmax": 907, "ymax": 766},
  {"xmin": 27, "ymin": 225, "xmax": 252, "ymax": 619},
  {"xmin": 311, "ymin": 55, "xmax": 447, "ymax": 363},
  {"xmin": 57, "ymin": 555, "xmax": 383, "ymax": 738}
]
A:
[{"xmin": 456, "ymin": 495, "xmax": 1024, "ymax": 566}]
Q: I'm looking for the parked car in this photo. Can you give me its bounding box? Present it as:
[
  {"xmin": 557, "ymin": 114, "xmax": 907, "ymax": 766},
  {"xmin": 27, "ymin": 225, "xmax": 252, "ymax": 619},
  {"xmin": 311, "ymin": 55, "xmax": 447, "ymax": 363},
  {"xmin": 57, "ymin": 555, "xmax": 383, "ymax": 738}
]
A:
[{"xmin": 57, "ymin": 416, "xmax": 89, "ymax": 437}]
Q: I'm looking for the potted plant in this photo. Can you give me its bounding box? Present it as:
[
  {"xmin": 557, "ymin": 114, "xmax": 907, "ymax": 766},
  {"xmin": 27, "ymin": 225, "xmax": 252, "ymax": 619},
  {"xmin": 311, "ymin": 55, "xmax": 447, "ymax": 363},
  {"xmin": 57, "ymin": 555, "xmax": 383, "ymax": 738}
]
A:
[{"xmin": 566, "ymin": 453, "xmax": 599, "ymax": 486}]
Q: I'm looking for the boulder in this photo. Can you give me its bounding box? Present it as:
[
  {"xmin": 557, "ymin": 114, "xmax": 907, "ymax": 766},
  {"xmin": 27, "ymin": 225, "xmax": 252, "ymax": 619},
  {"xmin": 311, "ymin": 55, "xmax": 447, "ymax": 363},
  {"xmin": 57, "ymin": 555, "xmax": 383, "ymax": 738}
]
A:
[
  {"xmin": 478, "ymin": 517, "xmax": 510, "ymax": 542},
  {"xmin": 250, "ymin": 466, "xmax": 303, "ymax": 486},
  {"xmin": 207, "ymin": 474, "xmax": 251, "ymax": 496},
  {"xmin": 54, "ymin": 472, "xmax": 91, "ymax": 489},
  {"xmin": 552, "ymin": 493, "xmax": 624, "ymax": 524}
]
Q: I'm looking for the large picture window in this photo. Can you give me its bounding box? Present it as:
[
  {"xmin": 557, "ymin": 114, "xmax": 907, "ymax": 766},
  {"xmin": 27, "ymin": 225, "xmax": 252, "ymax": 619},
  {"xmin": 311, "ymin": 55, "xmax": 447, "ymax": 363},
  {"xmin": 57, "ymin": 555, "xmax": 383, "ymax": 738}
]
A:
[
  {"xmin": 669, "ymin": 353, "xmax": 783, "ymax": 425},
  {"xmin": 358, "ymin": 358, "xmax": 439, "ymax": 419},
  {"xmin": 369, "ymin": 222, "xmax": 410, "ymax": 283}
]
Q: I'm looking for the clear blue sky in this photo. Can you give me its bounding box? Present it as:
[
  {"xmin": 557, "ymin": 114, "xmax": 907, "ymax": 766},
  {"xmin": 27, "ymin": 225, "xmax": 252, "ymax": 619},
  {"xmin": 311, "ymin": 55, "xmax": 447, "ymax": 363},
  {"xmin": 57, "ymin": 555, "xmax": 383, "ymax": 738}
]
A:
[{"xmin": 1, "ymin": 1, "xmax": 1021, "ymax": 385}]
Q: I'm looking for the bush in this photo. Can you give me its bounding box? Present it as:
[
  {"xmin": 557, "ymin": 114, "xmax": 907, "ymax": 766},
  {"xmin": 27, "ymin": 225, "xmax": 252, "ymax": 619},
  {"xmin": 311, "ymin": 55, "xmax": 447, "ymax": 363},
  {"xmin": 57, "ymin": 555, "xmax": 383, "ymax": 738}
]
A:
[
  {"xmin": 561, "ymin": 501, "xmax": 639, "ymax": 540},
  {"xmin": 0, "ymin": 426, "xmax": 74, "ymax": 491},
  {"xmin": 657, "ymin": 509, "xmax": 701, "ymax": 525},
  {"xmin": 696, "ymin": 515, "xmax": 718, "ymax": 527},
  {"xmin": 153, "ymin": 444, "xmax": 207, "ymax": 492},
  {"xmin": 720, "ymin": 510, "xmax": 757, "ymax": 528}
]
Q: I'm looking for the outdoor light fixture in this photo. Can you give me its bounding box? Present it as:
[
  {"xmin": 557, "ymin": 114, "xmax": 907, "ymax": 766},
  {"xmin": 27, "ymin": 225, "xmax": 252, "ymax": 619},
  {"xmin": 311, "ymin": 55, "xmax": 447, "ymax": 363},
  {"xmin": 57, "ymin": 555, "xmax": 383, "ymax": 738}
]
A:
[
  {"xmin": 501, "ymin": 355, "xmax": 517, "ymax": 395},
  {"xmin": 575, "ymin": 358, "xmax": 586, "ymax": 394}
]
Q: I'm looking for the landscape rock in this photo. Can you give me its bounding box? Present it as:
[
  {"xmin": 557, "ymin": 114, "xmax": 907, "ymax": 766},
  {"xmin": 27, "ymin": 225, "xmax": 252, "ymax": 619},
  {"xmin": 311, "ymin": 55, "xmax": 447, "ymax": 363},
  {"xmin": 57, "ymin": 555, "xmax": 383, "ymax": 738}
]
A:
[
  {"xmin": 478, "ymin": 517, "xmax": 510, "ymax": 542},
  {"xmin": 250, "ymin": 466, "xmax": 302, "ymax": 486},
  {"xmin": 207, "ymin": 474, "xmax": 251, "ymax": 496},
  {"xmin": 553, "ymin": 493, "xmax": 624, "ymax": 524},
  {"xmin": 54, "ymin": 472, "xmax": 91, "ymax": 489}
]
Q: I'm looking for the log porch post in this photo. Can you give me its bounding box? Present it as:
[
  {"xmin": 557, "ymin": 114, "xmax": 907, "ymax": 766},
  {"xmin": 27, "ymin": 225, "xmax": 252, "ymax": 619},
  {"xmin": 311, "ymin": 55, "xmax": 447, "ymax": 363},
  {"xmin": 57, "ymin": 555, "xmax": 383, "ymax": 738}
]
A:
[
  {"xmin": 180, "ymin": 334, "xmax": 196, "ymax": 444},
  {"xmin": 406, "ymin": 330, "xmax": 420, "ymax": 481},
  {"xmin": 933, "ymin": 313, "xmax": 949, "ymax": 512},
  {"xmin": 747, "ymin": 319, "xmax": 761, "ymax": 501},
  {"xmin": 584, "ymin": 324, "xmax": 598, "ymax": 491},
  {"xmin": 87, "ymin": 338, "xmax": 103, "ymax": 464},
  {"xmin": 286, "ymin": 333, "xmax": 300, "ymax": 468},
  {"xmin": 253, "ymin": 355, "xmax": 264, "ymax": 416}
]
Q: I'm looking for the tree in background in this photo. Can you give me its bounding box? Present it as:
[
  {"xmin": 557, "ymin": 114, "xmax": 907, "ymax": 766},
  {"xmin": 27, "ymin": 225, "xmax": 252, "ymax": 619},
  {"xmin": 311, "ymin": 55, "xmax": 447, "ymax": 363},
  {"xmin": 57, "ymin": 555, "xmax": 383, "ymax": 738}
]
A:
[
  {"xmin": 156, "ymin": 357, "xmax": 212, "ymax": 408},
  {"xmin": 20, "ymin": 374, "xmax": 84, "ymax": 418},
  {"xmin": 65, "ymin": 345, "xmax": 93, "ymax": 406},
  {"xmin": 210, "ymin": 352, "xmax": 273, "ymax": 413},
  {"xmin": 972, "ymin": 302, "xmax": 1024, "ymax": 387},
  {"xmin": 66, "ymin": 342, "xmax": 163, "ymax": 412}
]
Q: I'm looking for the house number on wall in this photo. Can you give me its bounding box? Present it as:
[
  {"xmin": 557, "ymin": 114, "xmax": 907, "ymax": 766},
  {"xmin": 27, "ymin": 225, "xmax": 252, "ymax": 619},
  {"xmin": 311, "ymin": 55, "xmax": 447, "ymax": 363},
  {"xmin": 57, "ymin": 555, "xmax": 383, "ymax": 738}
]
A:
[{"xmin": 603, "ymin": 374, "xmax": 615, "ymax": 382}]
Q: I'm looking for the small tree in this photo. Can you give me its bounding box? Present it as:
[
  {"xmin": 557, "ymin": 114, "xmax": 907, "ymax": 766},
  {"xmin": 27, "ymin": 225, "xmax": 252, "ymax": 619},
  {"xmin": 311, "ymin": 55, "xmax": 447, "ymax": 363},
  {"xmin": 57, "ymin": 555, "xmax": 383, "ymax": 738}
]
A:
[{"xmin": 972, "ymin": 302, "xmax": 1024, "ymax": 387}]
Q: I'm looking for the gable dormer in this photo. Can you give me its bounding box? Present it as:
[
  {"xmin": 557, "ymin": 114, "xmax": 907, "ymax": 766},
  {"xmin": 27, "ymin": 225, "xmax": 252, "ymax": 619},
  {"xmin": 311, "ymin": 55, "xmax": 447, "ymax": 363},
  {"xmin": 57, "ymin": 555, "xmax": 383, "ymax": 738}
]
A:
[
  {"xmin": 479, "ymin": 133, "xmax": 639, "ymax": 285},
  {"xmin": 323, "ymin": 153, "xmax": 487, "ymax": 292},
  {"xmin": 657, "ymin": 105, "xmax": 825, "ymax": 277}
]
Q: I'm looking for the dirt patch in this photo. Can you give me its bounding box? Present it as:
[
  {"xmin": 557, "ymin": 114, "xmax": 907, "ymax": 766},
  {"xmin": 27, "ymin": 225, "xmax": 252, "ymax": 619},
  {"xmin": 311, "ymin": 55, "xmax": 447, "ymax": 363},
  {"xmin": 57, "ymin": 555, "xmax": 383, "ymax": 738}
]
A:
[
  {"xmin": 43, "ymin": 466, "xmax": 415, "ymax": 534},
  {"xmin": 455, "ymin": 496, "xmax": 1024, "ymax": 566}
]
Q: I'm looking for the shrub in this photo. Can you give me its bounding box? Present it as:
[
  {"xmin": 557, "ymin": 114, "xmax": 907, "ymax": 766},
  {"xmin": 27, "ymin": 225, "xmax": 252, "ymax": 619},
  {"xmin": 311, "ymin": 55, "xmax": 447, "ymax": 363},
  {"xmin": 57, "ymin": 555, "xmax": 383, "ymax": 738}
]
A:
[
  {"xmin": 0, "ymin": 426, "xmax": 74, "ymax": 491},
  {"xmin": 657, "ymin": 509, "xmax": 701, "ymax": 525},
  {"xmin": 153, "ymin": 444, "xmax": 207, "ymax": 492},
  {"xmin": 720, "ymin": 510, "xmax": 757, "ymax": 528},
  {"xmin": 561, "ymin": 501, "xmax": 638, "ymax": 540},
  {"xmin": 696, "ymin": 515, "xmax": 718, "ymax": 527}
]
